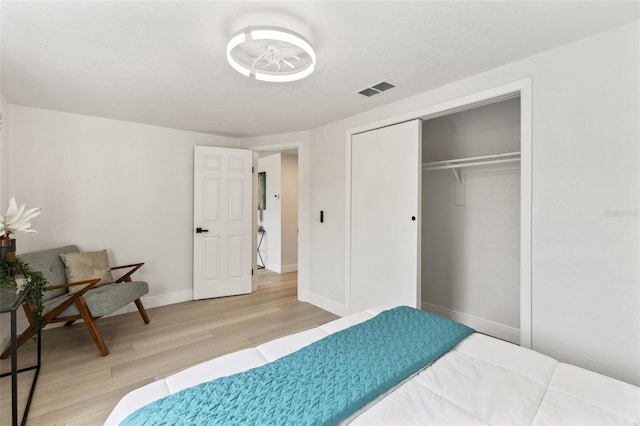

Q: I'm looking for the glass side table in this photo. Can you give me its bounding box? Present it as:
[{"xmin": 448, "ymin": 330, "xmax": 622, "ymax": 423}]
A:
[{"xmin": 0, "ymin": 282, "xmax": 41, "ymax": 426}]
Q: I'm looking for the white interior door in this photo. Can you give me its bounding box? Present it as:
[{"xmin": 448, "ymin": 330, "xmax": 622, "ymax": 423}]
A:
[
  {"xmin": 194, "ymin": 146, "xmax": 253, "ymax": 299},
  {"xmin": 350, "ymin": 119, "xmax": 422, "ymax": 312}
]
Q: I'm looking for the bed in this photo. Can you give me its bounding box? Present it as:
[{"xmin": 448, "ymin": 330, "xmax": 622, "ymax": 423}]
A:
[{"xmin": 105, "ymin": 305, "xmax": 640, "ymax": 425}]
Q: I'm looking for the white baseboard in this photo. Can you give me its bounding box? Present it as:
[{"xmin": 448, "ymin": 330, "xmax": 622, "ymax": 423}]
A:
[
  {"xmin": 299, "ymin": 290, "xmax": 346, "ymax": 317},
  {"xmin": 263, "ymin": 263, "xmax": 298, "ymax": 274},
  {"xmin": 280, "ymin": 264, "xmax": 298, "ymax": 273},
  {"xmin": 421, "ymin": 301, "xmax": 520, "ymax": 344},
  {"xmin": 265, "ymin": 262, "xmax": 280, "ymax": 273}
]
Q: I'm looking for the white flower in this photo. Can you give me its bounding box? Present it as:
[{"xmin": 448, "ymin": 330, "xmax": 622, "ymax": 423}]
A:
[
  {"xmin": 14, "ymin": 277, "xmax": 26, "ymax": 295},
  {"xmin": 0, "ymin": 196, "xmax": 42, "ymax": 237}
]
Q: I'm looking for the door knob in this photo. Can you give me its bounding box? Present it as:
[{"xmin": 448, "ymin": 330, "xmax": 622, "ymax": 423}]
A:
[{"xmin": 196, "ymin": 227, "xmax": 209, "ymax": 233}]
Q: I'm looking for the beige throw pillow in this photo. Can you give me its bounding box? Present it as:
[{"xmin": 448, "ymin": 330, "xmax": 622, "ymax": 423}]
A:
[{"xmin": 60, "ymin": 250, "xmax": 114, "ymax": 294}]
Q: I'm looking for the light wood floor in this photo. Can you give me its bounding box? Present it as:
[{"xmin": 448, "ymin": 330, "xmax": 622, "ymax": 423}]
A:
[{"xmin": 0, "ymin": 271, "xmax": 338, "ymax": 425}]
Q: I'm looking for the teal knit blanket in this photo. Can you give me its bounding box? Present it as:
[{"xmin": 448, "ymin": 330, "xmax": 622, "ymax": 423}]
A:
[{"xmin": 121, "ymin": 306, "xmax": 474, "ymax": 425}]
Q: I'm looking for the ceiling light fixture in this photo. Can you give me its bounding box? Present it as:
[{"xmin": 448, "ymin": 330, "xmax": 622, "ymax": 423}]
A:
[{"xmin": 226, "ymin": 26, "xmax": 316, "ymax": 83}]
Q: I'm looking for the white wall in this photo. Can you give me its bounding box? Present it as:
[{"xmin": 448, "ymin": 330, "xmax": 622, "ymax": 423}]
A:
[
  {"xmin": 280, "ymin": 153, "xmax": 298, "ymax": 271},
  {"xmin": 304, "ymin": 124, "xmax": 347, "ymax": 312},
  {"xmin": 258, "ymin": 153, "xmax": 282, "ymax": 271},
  {"xmin": 422, "ymin": 98, "xmax": 521, "ymax": 162},
  {"xmin": 9, "ymin": 106, "xmax": 238, "ymax": 309},
  {"xmin": 0, "ymin": 93, "xmax": 10, "ymax": 346},
  {"xmin": 0, "ymin": 93, "xmax": 8, "ymax": 208},
  {"xmin": 422, "ymin": 99, "xmax": 521, "ymax": 342},
  {"xmin": 292, "ymin": 22, "xmax": 638, "ymax": 385}
]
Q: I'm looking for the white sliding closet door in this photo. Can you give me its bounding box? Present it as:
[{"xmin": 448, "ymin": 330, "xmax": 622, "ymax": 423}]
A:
[{"xmin": 350, "ymin": 120, "xmax": 422, "ymax": 313}]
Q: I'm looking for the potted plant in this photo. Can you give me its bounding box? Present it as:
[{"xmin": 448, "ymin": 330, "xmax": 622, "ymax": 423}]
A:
[{"xmin": 0, "ymin": 196, "xmax": 46, "ymax": 330}]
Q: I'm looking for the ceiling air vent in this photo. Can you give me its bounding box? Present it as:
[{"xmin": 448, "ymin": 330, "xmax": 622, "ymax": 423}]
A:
[{"xmin": 356, "ymin": 81, "xmax": 395, "ymax": 97}]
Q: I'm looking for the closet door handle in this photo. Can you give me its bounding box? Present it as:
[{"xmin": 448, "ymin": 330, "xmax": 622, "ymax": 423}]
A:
[{"xmin": 411, "ymin": 216, "xmax": 416, "ymax": 221}]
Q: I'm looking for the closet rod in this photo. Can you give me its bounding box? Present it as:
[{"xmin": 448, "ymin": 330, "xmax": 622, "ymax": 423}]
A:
[
  {"xmin": 422, "ymin": 157, "xmax": 520, "ymax": 171},
  {"xmin": 422, "ymin": 151, "xmax": 520, "ymax": 168}
]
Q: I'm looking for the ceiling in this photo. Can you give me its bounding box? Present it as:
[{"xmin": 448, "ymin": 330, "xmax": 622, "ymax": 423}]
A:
[{"xmin": 2, "ymin": 1, "xmax": 638, "ymax": 138}]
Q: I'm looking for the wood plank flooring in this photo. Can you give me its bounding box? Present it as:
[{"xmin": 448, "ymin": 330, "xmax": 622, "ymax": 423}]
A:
[{"xmin": 0, "ymin": 271, "xmax": 339, "ymax": 425}]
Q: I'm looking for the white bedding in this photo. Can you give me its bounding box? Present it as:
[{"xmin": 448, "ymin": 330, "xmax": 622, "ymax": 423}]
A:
[{"xmin": 105, "ymin": 306, "xmax": 640, "ymax": 425}]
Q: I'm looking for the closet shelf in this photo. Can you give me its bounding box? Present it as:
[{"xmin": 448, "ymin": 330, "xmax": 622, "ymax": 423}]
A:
[{"xmin": 422, "ymin": 152, "xmax": 520, "ymax": 183}]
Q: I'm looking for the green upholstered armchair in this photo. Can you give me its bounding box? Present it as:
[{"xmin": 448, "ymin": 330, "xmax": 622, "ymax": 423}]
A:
[{"xmin": 0, "ymin": 245, "xmax": 150, "ymax": 358}]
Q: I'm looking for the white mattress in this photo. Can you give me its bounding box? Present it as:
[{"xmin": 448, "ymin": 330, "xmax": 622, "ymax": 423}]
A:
[{"xmin": 105, "ymin": 306, "xmax": 640, "ymax": 425}]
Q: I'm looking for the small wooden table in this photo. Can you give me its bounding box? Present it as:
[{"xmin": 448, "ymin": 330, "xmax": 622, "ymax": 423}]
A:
[{"xmin": 0, "ymin": 283, "xmax": 41, "ymax": 426}]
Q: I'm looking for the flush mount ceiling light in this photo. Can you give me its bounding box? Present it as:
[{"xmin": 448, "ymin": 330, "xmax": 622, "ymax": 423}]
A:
[{"xmin": 226, "ymin": 26, "xmax": 316, "ymax": 83}]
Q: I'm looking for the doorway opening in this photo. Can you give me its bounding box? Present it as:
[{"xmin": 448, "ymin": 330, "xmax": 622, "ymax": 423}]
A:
[{"xmin": 254, "ymin": 147, "xmax": 300, "ymax": 293}]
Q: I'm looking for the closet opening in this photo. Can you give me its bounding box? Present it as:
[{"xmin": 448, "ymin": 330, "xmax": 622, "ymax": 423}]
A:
[
  {"xmin": 420, "ymin": 96, "xmax": 521, "ymax": 343},
  {"xmin": 345, "ymin": 78, "xmax": 532, "ymax": 347}
]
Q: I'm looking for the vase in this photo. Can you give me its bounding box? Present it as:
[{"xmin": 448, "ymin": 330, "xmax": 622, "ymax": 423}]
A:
[{"xmin": 0, "ymin": 235, "xmax": 16, "ymax": 261}]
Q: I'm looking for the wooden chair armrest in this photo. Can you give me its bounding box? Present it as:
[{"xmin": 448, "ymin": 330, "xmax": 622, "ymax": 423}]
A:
[
  {"xmin": 36, "ymin": 278, "xmax": 101, "ymax": 325},
  {"xmin": 111, "ymin": 262, "xmax": 144, "ymax": 283},
  {"xmin": 48, "ymin": 278, "xmax": 101, "ymax": 291}
]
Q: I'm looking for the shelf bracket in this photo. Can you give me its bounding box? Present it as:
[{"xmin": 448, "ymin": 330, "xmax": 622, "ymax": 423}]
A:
[
  {"xmin": 450, "ymin": 166, "xmax": 462, "ymax": 184},
  {"xmin": 455, "ymin": 171, "xmax": 466, "ymax": 206}
]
